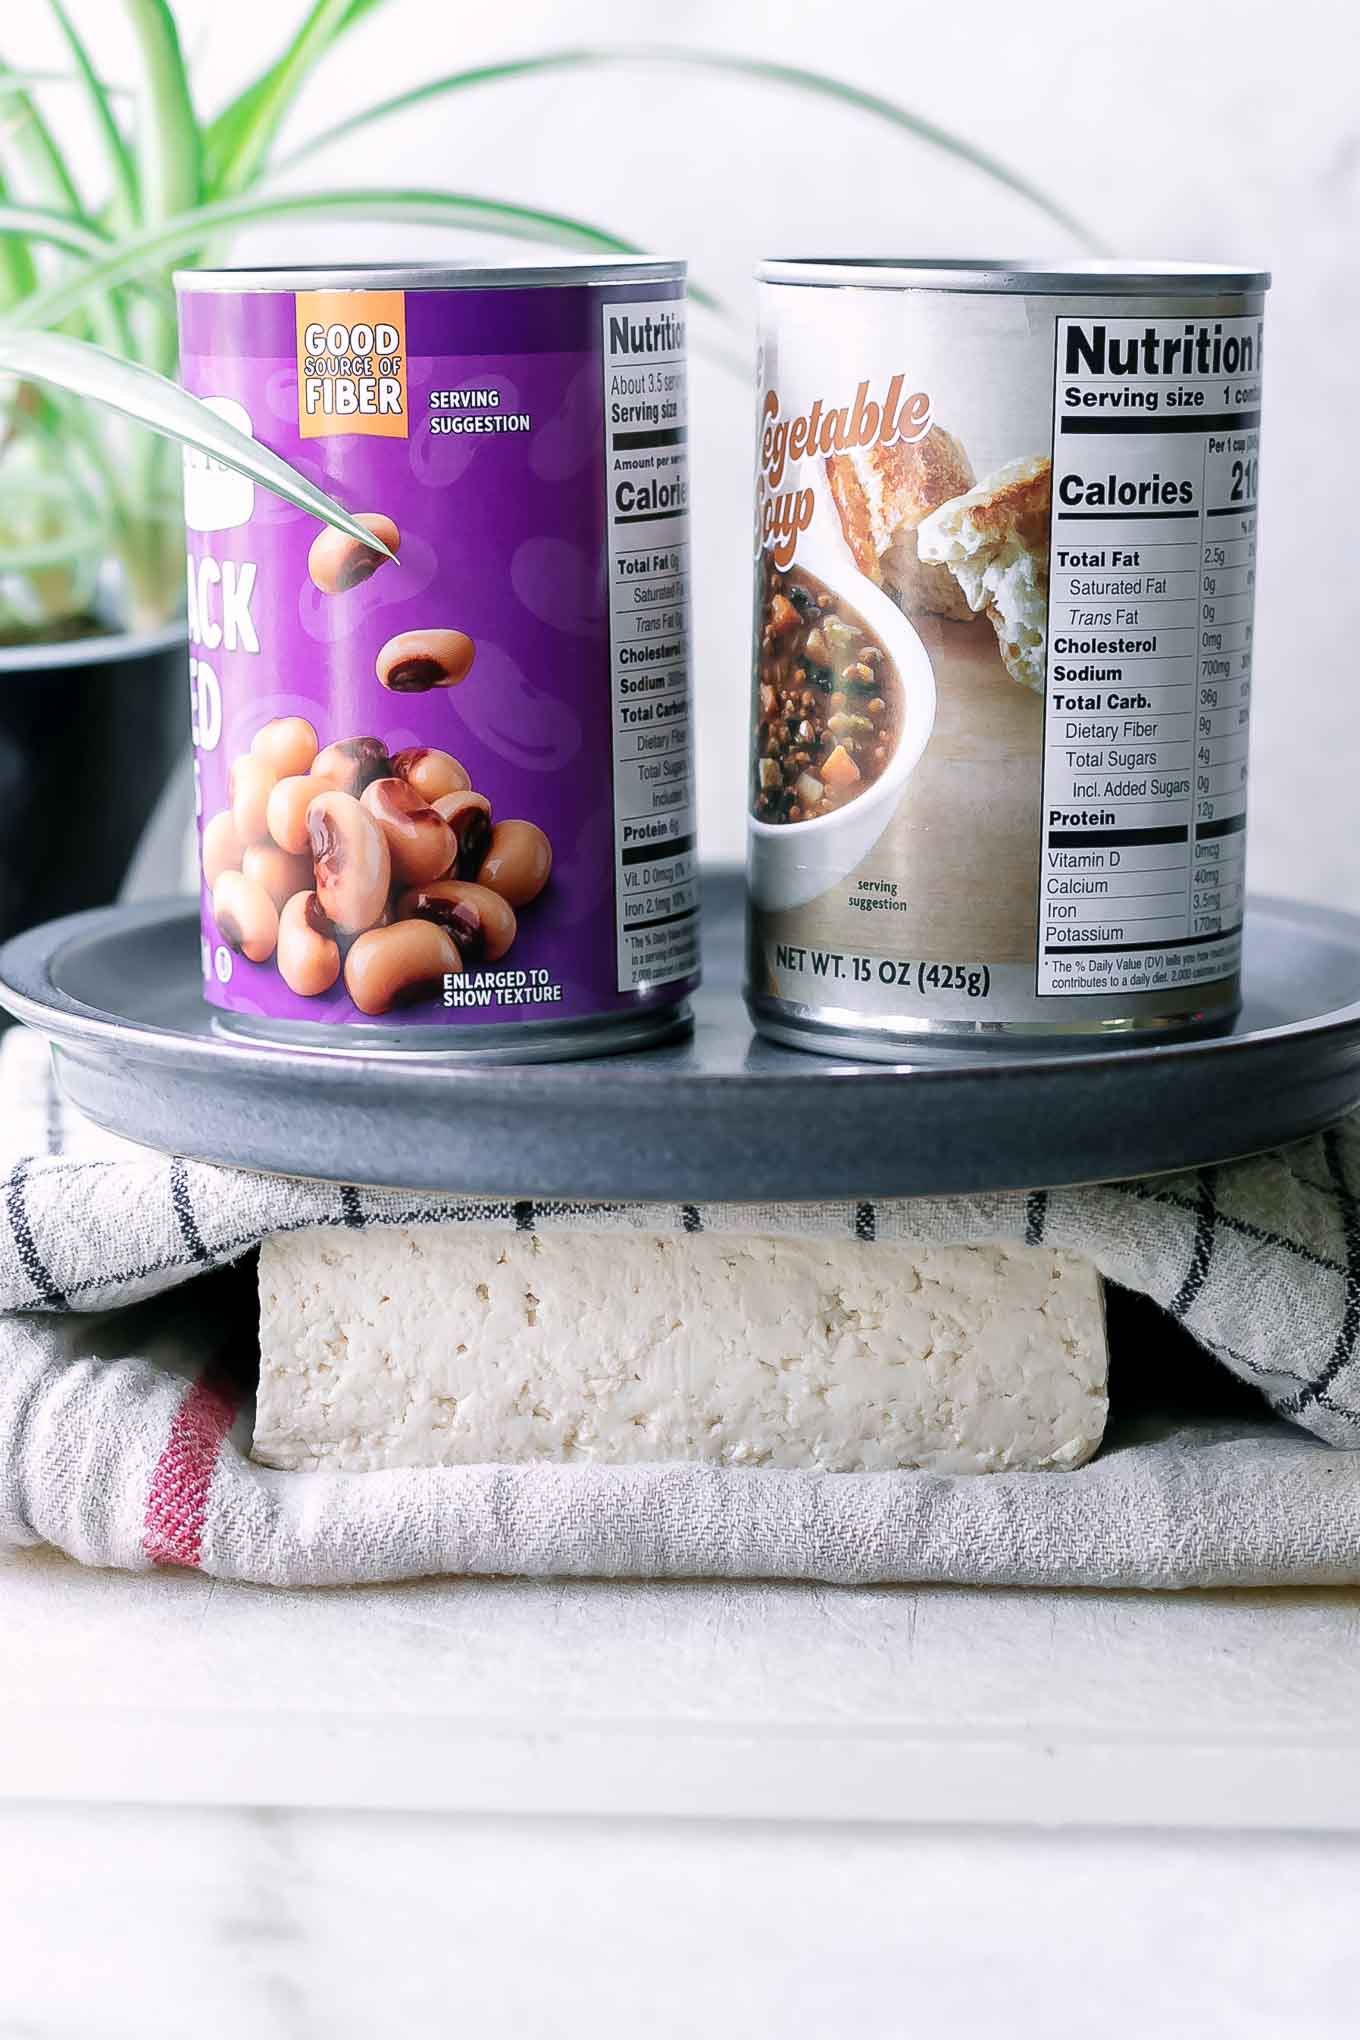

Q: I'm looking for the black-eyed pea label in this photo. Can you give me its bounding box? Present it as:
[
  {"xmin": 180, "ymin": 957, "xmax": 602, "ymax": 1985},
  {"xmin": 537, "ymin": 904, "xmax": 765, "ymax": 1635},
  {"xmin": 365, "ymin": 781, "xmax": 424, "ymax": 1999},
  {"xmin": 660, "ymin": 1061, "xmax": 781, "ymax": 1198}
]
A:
[{"xmin": 296, "ymin": 289, "xmax": 408, "ymax": 438}]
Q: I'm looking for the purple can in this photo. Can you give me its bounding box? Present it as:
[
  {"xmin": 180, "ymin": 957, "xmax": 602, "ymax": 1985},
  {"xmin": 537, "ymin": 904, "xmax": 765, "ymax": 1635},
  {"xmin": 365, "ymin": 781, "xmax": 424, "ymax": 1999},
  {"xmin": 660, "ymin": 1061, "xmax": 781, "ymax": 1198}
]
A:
[{"xmin": 175, "ymin": 261, "xmax": 698, "ymax": 1058}]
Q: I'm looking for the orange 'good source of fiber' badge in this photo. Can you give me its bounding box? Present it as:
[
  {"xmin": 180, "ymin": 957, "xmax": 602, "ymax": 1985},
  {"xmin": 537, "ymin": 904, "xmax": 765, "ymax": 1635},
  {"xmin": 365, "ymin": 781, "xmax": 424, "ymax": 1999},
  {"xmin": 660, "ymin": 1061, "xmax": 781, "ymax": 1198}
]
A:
[{"xmin": 295, "ymin": 288, "xmax": 408, "ymax": 438}]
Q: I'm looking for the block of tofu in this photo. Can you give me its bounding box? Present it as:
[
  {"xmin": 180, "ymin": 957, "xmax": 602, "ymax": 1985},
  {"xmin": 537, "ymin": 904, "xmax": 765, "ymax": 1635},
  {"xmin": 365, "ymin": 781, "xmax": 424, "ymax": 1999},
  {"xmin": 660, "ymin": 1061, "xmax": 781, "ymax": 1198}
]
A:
[{"xmin": 253, "ymin": 1230, "xmax": 1108, "ymax": 1476}]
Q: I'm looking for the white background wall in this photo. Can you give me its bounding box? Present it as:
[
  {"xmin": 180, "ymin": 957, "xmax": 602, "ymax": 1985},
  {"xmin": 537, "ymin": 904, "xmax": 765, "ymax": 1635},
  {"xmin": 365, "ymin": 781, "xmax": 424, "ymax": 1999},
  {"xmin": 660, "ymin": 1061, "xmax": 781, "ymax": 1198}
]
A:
[{"xmin": 13, "ymin": 0, "xmax": 1358, "ymax": 891}]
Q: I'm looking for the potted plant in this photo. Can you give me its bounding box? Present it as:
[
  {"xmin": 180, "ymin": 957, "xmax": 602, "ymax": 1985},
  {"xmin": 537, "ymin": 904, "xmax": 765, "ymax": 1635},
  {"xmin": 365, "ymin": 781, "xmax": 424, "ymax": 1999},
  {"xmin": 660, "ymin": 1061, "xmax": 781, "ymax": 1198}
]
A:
[{"xmin": 0, "ymin": 1, "xmax": 1083, "ymax": 943}]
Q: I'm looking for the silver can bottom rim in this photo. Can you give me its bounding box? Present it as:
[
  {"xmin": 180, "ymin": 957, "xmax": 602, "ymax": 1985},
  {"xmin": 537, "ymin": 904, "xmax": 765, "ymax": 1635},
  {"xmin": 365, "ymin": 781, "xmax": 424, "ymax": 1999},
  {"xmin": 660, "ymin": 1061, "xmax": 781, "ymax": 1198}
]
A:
[
  {"xmin": 213, "ymin": 1000, "xmax": 693, "ymax": 1065},
  {"xmin": 747, "ymin": 992, "xmax": 1242, "ymax": 1063}
]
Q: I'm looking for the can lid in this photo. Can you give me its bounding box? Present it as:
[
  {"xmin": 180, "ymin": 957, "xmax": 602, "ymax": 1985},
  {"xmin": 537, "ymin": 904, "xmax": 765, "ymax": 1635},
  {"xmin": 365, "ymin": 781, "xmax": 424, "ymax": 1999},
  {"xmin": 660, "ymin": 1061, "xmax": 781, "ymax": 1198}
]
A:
[
  {"xmin": 756, "ymin": 258, "xmax": 1271, "ymax": 295},
  {"xmin": 174, "ymin": 257, "xmax": 686, "ymax": 293}
]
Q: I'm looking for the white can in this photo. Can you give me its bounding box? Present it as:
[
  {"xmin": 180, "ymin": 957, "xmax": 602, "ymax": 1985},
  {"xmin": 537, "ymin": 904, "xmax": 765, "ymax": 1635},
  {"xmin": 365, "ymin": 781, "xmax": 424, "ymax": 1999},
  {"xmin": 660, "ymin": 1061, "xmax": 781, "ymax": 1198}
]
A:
[{"xmin": 747, "ymin": 259, "xmax": 1269, "ymax": 1055}]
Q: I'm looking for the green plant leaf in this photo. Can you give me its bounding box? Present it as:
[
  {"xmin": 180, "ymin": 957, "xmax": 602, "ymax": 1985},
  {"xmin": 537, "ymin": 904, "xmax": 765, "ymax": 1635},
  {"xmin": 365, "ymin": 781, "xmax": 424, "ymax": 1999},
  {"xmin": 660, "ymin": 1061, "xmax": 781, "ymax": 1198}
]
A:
[
  {"xmin": 119, "ymin": 0, "xmax": 201, "ymax": 219},
  {"xmin": 0, "ymin": 200, "xmax": 185, "ymax": 344},
  {"xmin": 278, "ymin": 45, "xmax": 1098, "ymax": 247},
  {"xmin": 0, "ymin": 329, "xmax": 396, "ymax": 558},
  {"xmin": 0, "ymin": 75, "xmax": 134, "ymax": 359},
  {"xmin": 0, "ymin": 68, "xmax": 127, "ymax": 91},
  {"xmin": 201, "ymin": 75, "xmax": 280, "ymax": 194},
  {"xmin": 0, "ymin": 172, "xmax": 40, "ymax": 308},
  {"xmin": 0, "ymin": 370, "xmax": 84, "ymax": 466},
  {"xmin": 6, "ymin": 186, "xmax": 656, "ymax": 334},
  {"xmin": 115, "ymin": 0, "xmax": 201, "ymax": 390},
  {"xmin": 0, "ymin": 200, "xmax": 110, "ymax": 261},
  {"xmin": 201, "ymin": 0, "xmax": 388, "ymax": 194},
  {"xmin": 205, "ymin": 0, "xmax": 391, "ymax": 200},
  {"xmin": 0, "ymin": 185, "xmax": 113, "ymax": 502},
  {"xmin": 0, "ymin": 197, "xmax": 164, "ymax": 442},
  {"xmin": 0, "ymin": 457, "xmax": 106, "ymax": 571},
  {"xmin": 48, "ymin": 0, "xmax": 141, "ymax": 230},
  {"xmin": 0, "ymin": 60, "xmax": 83, "ymax": 213}
]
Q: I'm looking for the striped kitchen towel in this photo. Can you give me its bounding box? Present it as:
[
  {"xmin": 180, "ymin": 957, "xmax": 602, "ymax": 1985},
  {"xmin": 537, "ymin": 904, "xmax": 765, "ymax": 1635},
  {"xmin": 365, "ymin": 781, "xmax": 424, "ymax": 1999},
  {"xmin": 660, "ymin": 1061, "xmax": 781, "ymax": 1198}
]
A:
[{"xmin": 3, "ymin": 1023, "xmax": 1360, "ymax": 1589}]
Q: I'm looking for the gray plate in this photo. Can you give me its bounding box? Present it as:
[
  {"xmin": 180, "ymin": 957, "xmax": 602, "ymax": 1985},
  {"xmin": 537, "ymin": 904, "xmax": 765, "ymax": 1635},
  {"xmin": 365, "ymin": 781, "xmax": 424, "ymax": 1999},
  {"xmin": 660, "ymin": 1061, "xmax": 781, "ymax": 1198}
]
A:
[{"xmin": 2, "ymin": 874, "xmax": 1359, "ymax": 1200}]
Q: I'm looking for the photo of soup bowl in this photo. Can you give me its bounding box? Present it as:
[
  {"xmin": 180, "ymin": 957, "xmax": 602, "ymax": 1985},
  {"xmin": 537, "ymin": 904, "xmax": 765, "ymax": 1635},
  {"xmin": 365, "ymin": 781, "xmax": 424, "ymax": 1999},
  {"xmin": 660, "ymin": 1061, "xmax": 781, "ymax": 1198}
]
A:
[{"xmin": 746, "ymin": 532, "xmax": 937, "ymax": 913}]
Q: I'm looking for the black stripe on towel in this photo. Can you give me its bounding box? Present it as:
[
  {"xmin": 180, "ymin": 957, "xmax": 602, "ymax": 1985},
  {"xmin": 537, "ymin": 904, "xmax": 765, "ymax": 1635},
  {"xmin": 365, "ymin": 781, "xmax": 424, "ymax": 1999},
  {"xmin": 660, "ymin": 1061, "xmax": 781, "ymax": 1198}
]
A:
[
  {"xmin": 340, "ymin": 1185, "xmax": 365, "ymax": 1230},
  {"xmin": 1126, "ymin": 1179, "xmax": 1345, "ymax": 1280},
  {"xmin": 1024, "ymin": 1190, "xmax": 1048, "ymax": 1246},
  {"xmin": 5, "ymin": 1158, "xmax": 67, "ymax": 1308},
  {"xmin": 854, "ymin": 1201, "xmax": 877, "ymax": 1242},
  {"xmin": 1280, "ymin": 1130, "xmax": 1360, "ymax": 1423},
  {"xmin": 514, "ymin": 1200, "xmax": 537, "ymax": 1232},
  {"xmin": 1167, "ymin": 1169, "xmax": 1218, "ymax": 1321},
  {"xmin": 681, "ymin": 1204, "xmax": 703, "ymax": 1234},
  {"xmin": 169, "ymin": 1158, "xmax": 210, "ymax": 1264}
]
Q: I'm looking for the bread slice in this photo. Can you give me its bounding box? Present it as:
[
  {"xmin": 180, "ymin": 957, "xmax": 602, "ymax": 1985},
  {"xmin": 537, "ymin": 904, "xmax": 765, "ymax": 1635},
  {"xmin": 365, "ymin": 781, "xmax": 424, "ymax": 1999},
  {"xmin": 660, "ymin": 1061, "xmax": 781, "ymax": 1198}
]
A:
[
  {"xmin": 825, "ymin": 426, "xmax": 976, "ymax": 620},
  {"xmin": 916, "ymin": 454, "xmax": 1052, "ymax": 690}
]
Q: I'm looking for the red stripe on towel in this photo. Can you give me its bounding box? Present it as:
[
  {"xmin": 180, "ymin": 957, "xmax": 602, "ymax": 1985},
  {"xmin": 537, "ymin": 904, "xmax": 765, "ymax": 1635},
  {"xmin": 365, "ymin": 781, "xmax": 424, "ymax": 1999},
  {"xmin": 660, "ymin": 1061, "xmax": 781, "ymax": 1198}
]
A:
[{"xmin": 143, "ymin": 1370, "xmax": 242, "ymax": 1569}]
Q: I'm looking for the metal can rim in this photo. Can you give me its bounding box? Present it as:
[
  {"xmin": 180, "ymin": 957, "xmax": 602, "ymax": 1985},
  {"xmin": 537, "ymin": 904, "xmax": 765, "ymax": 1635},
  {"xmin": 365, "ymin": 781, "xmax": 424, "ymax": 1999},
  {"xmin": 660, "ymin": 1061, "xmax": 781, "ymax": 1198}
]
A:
[
  {"xmin": 756, "ymin": 257, "xmax": 1271, "ymax": 295},
  {"xmin": 174, "ymin": 257, "xmax": 687, "ymax": 294}
]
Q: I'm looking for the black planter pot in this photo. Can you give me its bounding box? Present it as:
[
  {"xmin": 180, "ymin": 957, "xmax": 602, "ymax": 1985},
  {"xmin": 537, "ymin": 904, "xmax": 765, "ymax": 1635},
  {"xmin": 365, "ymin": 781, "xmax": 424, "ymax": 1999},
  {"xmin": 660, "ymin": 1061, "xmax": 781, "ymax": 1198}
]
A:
[{"xmin": 0, "ymin": 623, "xmax": 188, "ymax": 944}]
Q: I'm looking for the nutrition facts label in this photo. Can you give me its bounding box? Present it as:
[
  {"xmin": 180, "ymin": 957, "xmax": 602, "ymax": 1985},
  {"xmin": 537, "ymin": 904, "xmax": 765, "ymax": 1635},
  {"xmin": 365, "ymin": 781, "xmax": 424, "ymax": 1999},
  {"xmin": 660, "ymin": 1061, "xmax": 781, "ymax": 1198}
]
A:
[
  {"xmin": 1038, "ymin": 311, "xmax": 1261, "ymax": 999},
  {"xmin": 600, "ymin": 296, "xmax": 699, "ymax": 992}
]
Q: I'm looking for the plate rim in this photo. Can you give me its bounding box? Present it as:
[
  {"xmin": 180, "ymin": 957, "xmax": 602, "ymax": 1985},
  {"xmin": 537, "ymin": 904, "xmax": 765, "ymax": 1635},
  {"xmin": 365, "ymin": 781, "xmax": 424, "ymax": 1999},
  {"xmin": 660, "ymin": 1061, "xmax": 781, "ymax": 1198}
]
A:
[{"xmin": 2, "ymin": 889, "xmax": 1360, "ymax": 1094}]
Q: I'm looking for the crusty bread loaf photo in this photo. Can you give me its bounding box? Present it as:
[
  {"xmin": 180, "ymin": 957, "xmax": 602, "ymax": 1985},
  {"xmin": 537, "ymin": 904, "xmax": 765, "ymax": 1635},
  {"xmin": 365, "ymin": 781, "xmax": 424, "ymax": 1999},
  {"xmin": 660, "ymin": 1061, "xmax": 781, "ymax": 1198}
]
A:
[
  {"xmin": 825, "ymin": 426, "xmax": 976, "ymax": 619},
  {"xmin": 916, "ymin": 454, "xmax": 1053, "ymax": 689}
]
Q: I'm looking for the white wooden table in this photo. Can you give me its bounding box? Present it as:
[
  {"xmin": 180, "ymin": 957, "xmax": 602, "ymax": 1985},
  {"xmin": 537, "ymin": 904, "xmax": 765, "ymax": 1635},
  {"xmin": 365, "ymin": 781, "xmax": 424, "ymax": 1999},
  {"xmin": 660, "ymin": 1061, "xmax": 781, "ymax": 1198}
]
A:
[{"xmin": 2, "ymin": 1545, "xmax": 1357, "ymax": 2036}]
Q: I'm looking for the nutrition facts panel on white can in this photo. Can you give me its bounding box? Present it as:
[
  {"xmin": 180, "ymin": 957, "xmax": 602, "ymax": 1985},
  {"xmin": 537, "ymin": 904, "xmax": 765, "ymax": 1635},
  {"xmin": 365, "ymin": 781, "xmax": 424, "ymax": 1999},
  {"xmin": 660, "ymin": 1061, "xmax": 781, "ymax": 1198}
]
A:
[
  {"xmin": 1038, "ymin": 312, "xmax": 1261, "ymax": 999},
  {"xmin": 600, "ymin": 297, "xmax": 699, "ymax": 993}
]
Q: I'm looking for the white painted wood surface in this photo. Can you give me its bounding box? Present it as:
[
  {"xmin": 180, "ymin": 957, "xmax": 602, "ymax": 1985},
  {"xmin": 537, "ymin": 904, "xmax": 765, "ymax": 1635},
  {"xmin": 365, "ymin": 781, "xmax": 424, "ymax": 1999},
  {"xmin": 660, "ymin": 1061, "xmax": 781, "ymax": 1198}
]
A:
[
  {"xmin": 4, "ymin": 1545, "xmax": 1359, "ymax": 1831},
  {"xmin": 5, "ymin": 1549, "xmax": 1359, "ymax": 2036},
  {"xmin": 4, "ymin": 1800, "xmax": 1358, "ymax": 2040}
]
